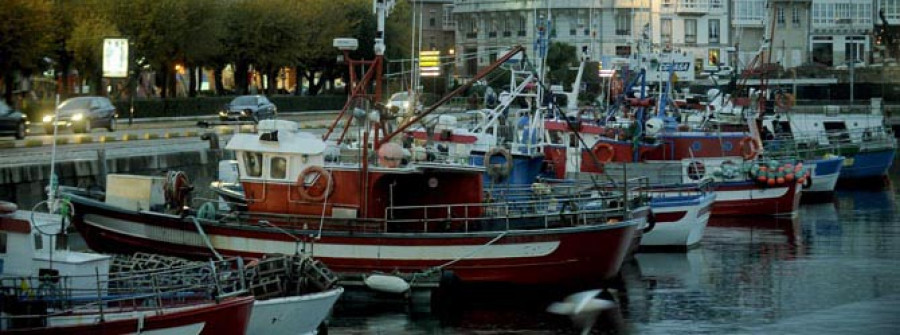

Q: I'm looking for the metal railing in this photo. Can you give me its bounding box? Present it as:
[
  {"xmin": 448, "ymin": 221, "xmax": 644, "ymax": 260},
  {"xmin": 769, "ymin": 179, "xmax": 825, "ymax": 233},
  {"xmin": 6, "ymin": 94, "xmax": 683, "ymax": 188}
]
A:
[
  {"xmin": 382, "ymin": 180, "xmax": 643, "ymax": 233},
  {"xmin": 0, "ymin": 258, "xmax": 248, "ymax": 329}
]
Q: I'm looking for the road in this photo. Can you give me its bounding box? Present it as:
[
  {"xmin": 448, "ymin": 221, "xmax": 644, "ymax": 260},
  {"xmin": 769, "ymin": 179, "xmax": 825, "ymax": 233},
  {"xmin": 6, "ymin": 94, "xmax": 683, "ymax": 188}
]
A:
[{"xmin": 0, "ymin": 111, "xmax": 339, "ymax": 167}]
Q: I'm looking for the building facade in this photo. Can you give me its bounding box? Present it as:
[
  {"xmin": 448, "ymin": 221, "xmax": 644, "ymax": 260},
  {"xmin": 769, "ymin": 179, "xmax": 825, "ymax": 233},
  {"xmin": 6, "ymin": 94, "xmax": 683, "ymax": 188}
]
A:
[
  {"xmin": 451, "ymin": 0, "xmax": 730, "ymax": 78},
  {"xmin": 451, "ymin": 0, "xmax": 886, "ymax": 78}
]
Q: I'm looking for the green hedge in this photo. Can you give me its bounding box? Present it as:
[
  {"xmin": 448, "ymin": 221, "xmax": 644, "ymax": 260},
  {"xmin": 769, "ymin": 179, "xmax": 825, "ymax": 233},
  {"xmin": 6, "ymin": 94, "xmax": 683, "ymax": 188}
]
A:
[{"xmin": 112, "ymin": 95, "xmax": 348, "ymax": 118}]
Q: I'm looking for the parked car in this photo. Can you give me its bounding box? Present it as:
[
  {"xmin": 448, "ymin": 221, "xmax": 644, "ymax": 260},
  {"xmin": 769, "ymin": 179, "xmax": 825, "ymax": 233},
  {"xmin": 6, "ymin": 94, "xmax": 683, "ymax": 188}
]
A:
[
  {"xmin": 0, "ymin": 100, "xmax": 28, "ymax": 139},
  {"xmin": 219, "ymin": 95, "xmax": 277, "ymax": 122},
  {"xmin": 43, "ymin": 96, "xmax": 117, "ymax": 134},
  {"xmin": 386, "ymin": 91, "xmax": 423, "ymax": 114}
]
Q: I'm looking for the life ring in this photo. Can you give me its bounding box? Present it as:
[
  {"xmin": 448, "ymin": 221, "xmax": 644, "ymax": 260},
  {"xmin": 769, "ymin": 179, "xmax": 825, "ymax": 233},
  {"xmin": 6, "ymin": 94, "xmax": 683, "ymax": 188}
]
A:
[
  {"xmin": 0, "ymin": 200, "xmax": 17, "ymax": 215},
  {"xmin": 642, "ymin": 209, "xmax": 656, "ymax": 234},
  {"xmin": 297, "ymin": 166, "xmax": 334, "ymax": 202},
  {"xmin": 775, "ymin": 92, "xmax": 795, "ymax": 110},
  {"xmin": 686, "ymin": 161, "xmax": 706, "ymax": 181},
  {"xmin": 484, "ymin": 147, "xmax": 513, "ymax": 181},
  {"xmin": 739, "ymin": 137, "xmax": 761, "ymax": 160},
  {"xmin": 802, "ymin": 174, "xmax": 813, "ymax": 189},
  {"xmin": 591, "ymin": 142, "xmax": 615, "ymax": 163}
]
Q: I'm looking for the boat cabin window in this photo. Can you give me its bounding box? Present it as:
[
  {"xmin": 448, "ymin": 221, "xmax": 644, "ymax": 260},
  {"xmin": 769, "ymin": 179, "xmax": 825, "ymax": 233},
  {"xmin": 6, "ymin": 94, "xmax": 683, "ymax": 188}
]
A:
[
  {"xmin": 270, "ymin": 156, "xmax": 287, "ymax": 179},
  {"xmin": 569, "ymin": 134, "xmax": 579, "ymax": 148},
  {"xmin": 244, "ymin": 152, "xmax": 263, "ymax": 177},
  {"xmin": 549, "ymin": 130, "xmax": 564, "ymax": 144},
  {"xmin": 823, "ymin": 121, "xmax": 850, "ymax": 142},
  {"xmin": 34, "ymin": 233, "xmax": 43, "ymax": 250},
  {"xmin": 0, "ymin": 232, "xmax": 6, "ymax": 254}
]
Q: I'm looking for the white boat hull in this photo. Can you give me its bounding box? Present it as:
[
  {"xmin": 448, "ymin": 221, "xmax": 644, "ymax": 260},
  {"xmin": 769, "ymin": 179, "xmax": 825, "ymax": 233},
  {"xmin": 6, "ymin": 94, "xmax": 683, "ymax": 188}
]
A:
[
  {"xmin": 641, "ymin": 193, "xmax": 715, "ymax": 248},
  {"xmin": 247, "ymin": 287, "xmax": 344, "ymax": 335}
]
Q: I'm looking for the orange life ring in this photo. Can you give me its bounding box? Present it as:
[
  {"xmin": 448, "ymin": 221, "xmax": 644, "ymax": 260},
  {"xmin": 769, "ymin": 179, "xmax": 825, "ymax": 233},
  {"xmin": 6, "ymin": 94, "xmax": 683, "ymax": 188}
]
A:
[
  {"xmin": 592, "ymin": 142, "xmax": 615, "ymax": 163},
  {"xmin": 297, "ymin": 166, "xmax": 333, "ymax": 202},
  {"xmin": 739, "ymin": 137, "xmax": 761, "ymax": 160},
  {"xmin": 484, "ymin": 147, "xmax": 513, "ymax": 180},
  {"xmin": 775, "ymin": 93, "xmax": 795, "ymax": 110}
]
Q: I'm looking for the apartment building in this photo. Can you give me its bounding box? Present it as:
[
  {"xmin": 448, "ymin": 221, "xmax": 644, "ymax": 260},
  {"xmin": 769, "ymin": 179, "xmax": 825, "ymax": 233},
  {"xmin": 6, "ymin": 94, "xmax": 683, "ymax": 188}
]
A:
[{"xmin": 450, "ymin": 0, "xmax": 886, "ymax": 77}]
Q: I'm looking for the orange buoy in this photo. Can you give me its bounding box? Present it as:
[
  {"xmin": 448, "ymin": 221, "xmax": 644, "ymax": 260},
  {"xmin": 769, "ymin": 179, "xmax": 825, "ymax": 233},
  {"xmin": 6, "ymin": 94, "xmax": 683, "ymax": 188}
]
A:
[
  {"xmin": 785, "ymin": 173, "xmax": 795, "ymax": 182},
  {"xmin": 777, "ymin": 177, "xmax": 785, "ymax": 184},
  {"xmin": 767, "ymin": 178, "xmax": 776, "ymax": 186},
  {"xmin": 758, "ymin": 176, "xmax": 767, "ymax": 183}
]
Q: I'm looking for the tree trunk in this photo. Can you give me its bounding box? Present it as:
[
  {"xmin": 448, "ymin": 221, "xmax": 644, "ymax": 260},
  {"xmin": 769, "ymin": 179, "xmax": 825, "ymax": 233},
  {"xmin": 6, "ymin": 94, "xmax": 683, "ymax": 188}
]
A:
[
  {"xmin": 213, "ymin": 65, "xmax": 225, "ymax": 96},
  {"xmin": 167, "ymin": 65, "xmax": 177, "ymax": 98},
  {"xmin": 188, "ymin": 65, "xmax": 198, "ymax": 97},
  {"xmin": 266, "ymin": 67, "xmax": 278, "ymax": 95},
  {"xmin": 235, "ymin": 60, "xmax": 249, "ymax": 95},
  {"xmin": 92, "ymin": 67, "xmax": 104, "ymax": 96},
  {"xmin": 294, "ymin": 66, "xmax": 303, "ymax": 95},
  {"xmin": 2, "ymin": 71, "xmax": 13, "ymax": 106}
]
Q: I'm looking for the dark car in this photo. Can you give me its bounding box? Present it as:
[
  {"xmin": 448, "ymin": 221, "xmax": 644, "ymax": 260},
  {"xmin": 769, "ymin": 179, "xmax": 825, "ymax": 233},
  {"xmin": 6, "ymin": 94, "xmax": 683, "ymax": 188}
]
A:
[
  {"xmin": 0, "ymin": 100, "xmax": 28, "ymax": 139},
  {"xmin": 43, "ymin": 96, "xmax": 117, "ymax": 134},
  {"xmin": 219, "ymin": 95, "xmax": 277, "ymax": 122}
]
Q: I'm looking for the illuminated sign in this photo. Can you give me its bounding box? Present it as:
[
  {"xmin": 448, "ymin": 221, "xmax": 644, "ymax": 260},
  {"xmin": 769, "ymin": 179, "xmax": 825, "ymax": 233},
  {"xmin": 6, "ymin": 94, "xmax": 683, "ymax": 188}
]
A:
[
  {"xmin": 419, "ymin": 51, "xmax": 440, "ymax": 77},
  {"xmin": 103, "ymin": 38, "xmax": 129, "ymax": 78}
]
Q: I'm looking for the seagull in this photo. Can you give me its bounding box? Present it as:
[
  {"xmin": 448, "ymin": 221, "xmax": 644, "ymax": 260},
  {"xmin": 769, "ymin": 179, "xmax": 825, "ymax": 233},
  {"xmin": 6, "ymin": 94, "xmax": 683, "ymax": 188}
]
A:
[{"xmin": 547, "ymin": 289, "xmax": 617, "ymax": 335}]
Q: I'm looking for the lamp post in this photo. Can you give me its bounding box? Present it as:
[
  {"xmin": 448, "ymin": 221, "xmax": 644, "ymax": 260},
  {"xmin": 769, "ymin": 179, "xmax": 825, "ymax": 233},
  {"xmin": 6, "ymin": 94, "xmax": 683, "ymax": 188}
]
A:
[{"xmin": 849, "ymin": 58, "xmax": 855, "ymax": 106}]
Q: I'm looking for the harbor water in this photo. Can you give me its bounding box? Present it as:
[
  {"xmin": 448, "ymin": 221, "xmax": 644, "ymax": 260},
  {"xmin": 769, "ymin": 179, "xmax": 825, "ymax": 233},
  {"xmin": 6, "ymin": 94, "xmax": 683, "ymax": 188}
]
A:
[
  {"xmin": 327, "ymin": 165, "xmax": 900, "ymax": 334},
  {"xmin": 2, "ymin": 160, "xmax": 898, "ymax": 334}
]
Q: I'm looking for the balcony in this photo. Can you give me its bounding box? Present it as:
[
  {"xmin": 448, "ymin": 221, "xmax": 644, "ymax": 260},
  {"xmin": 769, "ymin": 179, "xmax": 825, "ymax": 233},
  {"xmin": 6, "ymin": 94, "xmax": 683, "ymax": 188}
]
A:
[
  {"xmin": 442, "ymin": 21, "xmax": 457, "ymax": 32},
  {"xmin": 676, "ymin": 0, "xmax": 709, "ymax": 15},
  {"xmin": 614, "ymin": 0, "xmax": 645, "ymax": 8}
]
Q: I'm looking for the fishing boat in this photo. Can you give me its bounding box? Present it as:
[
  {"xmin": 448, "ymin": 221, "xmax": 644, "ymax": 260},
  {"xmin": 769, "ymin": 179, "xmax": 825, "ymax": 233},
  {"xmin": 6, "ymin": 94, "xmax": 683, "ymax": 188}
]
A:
[
  {"xmin": 761, "ymin": 109, "xmax": 895, "ymax": 180},
  {"xmin": 0, "ymin": 201, "xmax": 343, "ymax": 335},
  {"xmin": 63, "ymin": 28, "xmax": 641, "ymax": 291},
  {"xmin": 0, "ymin": 203, "xmax": 255, "ymax": 335}
]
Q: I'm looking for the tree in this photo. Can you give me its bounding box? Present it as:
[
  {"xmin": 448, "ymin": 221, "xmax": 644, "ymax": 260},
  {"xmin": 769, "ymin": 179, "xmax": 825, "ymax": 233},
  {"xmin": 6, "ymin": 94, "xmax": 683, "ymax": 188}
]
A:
[
  {"xmin": 108, "ymin": 0, "xmax": 197, "ymax": 98},
  {"xmin": 0, "ymin": 0, "xmax": 54, "ymax": 104},
  {"xmin": 181, "ymin": 0, "xmax": 225, "ymax": 97},
  {"xmin": 545, "ymin": 42, "xmax": 578, "ymax": 89},
  {"xmin": 66, "ymin": 0, "xmax": 119, "ymax": 96}
]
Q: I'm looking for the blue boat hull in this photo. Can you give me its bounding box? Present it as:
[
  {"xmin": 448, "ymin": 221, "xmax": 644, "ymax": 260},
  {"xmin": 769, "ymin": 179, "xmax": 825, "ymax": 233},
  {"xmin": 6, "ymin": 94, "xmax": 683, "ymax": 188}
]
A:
[{"xmin": 839, "ymin": 149, "xmax": 895, "ymax": 179}]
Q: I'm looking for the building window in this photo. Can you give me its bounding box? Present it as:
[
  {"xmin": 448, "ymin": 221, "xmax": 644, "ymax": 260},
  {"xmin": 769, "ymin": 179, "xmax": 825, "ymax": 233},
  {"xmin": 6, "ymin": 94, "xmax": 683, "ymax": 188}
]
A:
[
  {"xmin": 709, "ymin": 49, "xmax": 720, "ymax": 66},
  {"xmin": 663, "ymin": 0, "xmax": 672, "ymax": 8},
  {"xmin": 430, "ymin": 17, "xmax": 436, "ymax": 27},
  {"xmin": 518, "ymin": 16, "xmax": 527, "ymax": 36},
  {"xmin": 616, "ymin": 45, "xmax": 631, "ymax": 56},
  {"xmin": 777, "ymin": 7, "xmax": 785, "ymax": 25},
  {"xmin": 685, "ymin": 19, "xmax": 697, "ymax": 45},
  {"xmin": 34, "ymin": 233, "xmax": 43, "ymax": 250},
  {"xmin": 503, "ymin": 16, "xmax": 511, "ymax": 37},
  {"xmin": 711, "ymin": 0, "xmax": 722, "ymax": 9},
  {"xmin": 709, "ymin": 19, "xmax": 720, "ymax": 45},
  {"xmin": 244, "ymin": 152, "xmax": 263, "ymax": 177},
  {"xmin": 661, "ymin": 19, "xmax": 673, "ymax": 44},
  {"xmin": 616, "ymin": 12, "xmax": 631, "ymax": 36},
  {"xmin": 489, "ymin": 19, "xmax": 498, "ymax": 37},
  {"xmin": 270, "ymin": 157, "xmax": 287, "ymax": 179},
  {"xmin": 792, "ymin": 7, "xmax": 800, "ymax": 27}
]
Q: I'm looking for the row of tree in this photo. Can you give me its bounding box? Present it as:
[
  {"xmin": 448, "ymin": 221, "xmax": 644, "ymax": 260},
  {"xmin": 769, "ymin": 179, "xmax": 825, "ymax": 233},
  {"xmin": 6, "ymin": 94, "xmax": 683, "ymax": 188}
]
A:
[{"xmin": 0, "ymin": 0, "xmax": 412, "ymax": 103}]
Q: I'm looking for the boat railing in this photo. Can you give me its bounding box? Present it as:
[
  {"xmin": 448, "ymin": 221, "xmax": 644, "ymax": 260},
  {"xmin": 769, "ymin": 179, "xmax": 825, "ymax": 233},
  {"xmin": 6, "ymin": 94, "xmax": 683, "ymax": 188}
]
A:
[
  {"xmin": 0, "ymin": 258, "xmax": 248, "ymax": 327},
  {"xmin": 382, "ymin": 190, "xmax": 632, "ymax": 233},
  {"xmin": 778, "ymin": 126, "xmax": 896, "ymax": 152}
]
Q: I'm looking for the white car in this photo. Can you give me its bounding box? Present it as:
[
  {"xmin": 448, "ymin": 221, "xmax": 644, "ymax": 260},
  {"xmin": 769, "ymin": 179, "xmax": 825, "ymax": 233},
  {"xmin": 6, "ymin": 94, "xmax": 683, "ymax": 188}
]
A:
[{"xmin": 386, "ymin": 92, "xmax": 422, "ymax": 114}]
